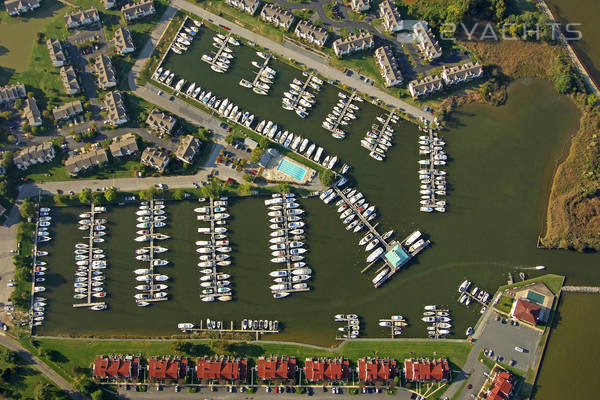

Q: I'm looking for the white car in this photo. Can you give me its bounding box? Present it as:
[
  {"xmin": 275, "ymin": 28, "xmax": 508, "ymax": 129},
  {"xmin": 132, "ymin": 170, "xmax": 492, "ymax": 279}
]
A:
[{"xmin": 7, "ymin": 283, "xmax": 15, "ymax": 287}]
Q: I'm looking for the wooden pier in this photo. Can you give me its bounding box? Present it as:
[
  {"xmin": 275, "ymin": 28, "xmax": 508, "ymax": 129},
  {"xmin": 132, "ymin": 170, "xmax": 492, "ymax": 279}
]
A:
[
  {"xmin": 334, "ymin": 315, "xmax": 360, "ymax": 341},
  {"xmin": 209, "ymin": 32, "xmax": 233, "ymax": 71},
  {"xmin": 179, "ymin": 320, "xmax": 278, "ymax": 340},
  {"xmin": 361, "ymin": 111, "xmax": 396, "ymax": 155},
  {"xmin": 284, "ymin": 73, "xmax": 314, "ymax": 112},
  {"xmin": 323, "ymin": 93, "xmax": 357, "ymax": 135},
  {"xmin": 378, "ymin": 317, "xmax": 408, "ymax": 339},
  {"xmin": 418, "ymin": 127, "xmax": 446, "ymax": 213},
  {"xmin": 457, "ymin": 285, "xmax": 490, "ymax": 308},
  {"xmin": 251, "ymin": 55, "xmax": 272, "ymax": 90},
  {"xmin": 424, "ymin": 307, "xmax": 451, "ymax": 340}
]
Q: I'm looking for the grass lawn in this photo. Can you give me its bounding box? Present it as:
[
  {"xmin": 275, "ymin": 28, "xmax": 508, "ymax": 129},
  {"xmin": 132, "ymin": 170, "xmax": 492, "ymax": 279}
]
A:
[
  {"xmin": 498, "ymin": 274, "xmax": 565, "ymax": 296},
  {"xmin": 495, "ymin": 294, "xmax": 514, "ymax": 315},
  {"xmin": 24, "ymin": 338, "xmax": 472, "ymax": 383}
]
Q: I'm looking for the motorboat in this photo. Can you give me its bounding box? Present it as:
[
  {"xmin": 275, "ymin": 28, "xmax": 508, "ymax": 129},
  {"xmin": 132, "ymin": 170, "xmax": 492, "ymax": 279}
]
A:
[{"xmin": 366, "ymin": 247, "xmax": 384, "ymax": 263}]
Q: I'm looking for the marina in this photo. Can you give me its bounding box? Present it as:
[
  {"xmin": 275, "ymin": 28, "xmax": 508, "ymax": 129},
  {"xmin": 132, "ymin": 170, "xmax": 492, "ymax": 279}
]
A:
[
  {"xmin": 30, "ymin": 207, "xmax": 52, "ymax": 329},
  {"xmin": 203, "ymin": 31, "xmax": 237, "ymax": 74},
  {"xmin": 177, "ymin": 318, "xmax": 279, "ymax": 339},
  {"xmin": 378, "ymin": 315, "xmax": 408, "ymax": 338},
  {"xmin": 422, "ymin": 305, "xmax": 452, "ymax": 339},
  {"xmin": 281, "ymin": 73, "xmax": 320, "ymax": 119},
  {"xmin": 361, "ymin": 111, "xmax": 398, "ymax": 162},
  {"xmin": 334, "ymin": 314, "xmax": 360, "ymax": 341},
  {"xmin": 240, "ymin": 51, "xmax": 276, "ymax": 96},
  {"xmin": 418, "ymin": 128, "xmax": 447, "ymax": 213},
  {"xmin": 196, "ymin": 197, "xmax": 233, "ymax": 303},
  {"xmin": 457, "ymin": 279, "xmax": 491, "ymax": 312},
  {"xmin": 322, "ymin": 92, "xmax": 361, "ymax": 139},
  {"xmin": 72, "ymin": 205, "xmax": 108, "ymax": 310}
]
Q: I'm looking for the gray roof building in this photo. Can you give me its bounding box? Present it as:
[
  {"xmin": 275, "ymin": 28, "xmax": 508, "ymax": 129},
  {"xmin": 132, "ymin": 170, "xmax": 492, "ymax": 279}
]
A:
[
  {"xmin": 23, "ymin": 97, "xmax": 42, "ymax": 127},
  {"xmin": 145, "ymin": 109, "xmax": 176, "ymax": 135},
  {"xmin": 0, "ymin": 83, "xmax": 26, "ymax": 105},
  {"xmin": 113, "ymin": 26, "xmax": 135, "ymax": 55},
  {"xmin": 65, "ymin": 148, "xmax": 108, "ymax": 175},
  {"xmin": 442, "ymin": 62, "xmax": 484, "ymax": 85},
  {"xmin": 175, "ymin": 134, "xmax": 201, "ymax": 164},
  {"xmin": 109, "ymin": 133, "xmax": 139, "ymax": 157},
  {"xmin": 258, "ymin": 148, "xmax": 278, "ymax": 168},
  {"xmin": 140, "ymin": 146, "xmax": 170, "ymax": 171},
  {"xmin": 46, "ymin": 38, "xmax": 66, "ymax": 67},
  {"xmin": 413, "ymin": 21, "xmax": 442, "ymax": 60},
  {"xmin": 378, "ymin": 0, "xmax": 402, "ymax": 32},
  {"xmin": 121, "ymin": 0, "xmax": 155, "ymax": 21},
  {"xmin": 65, "ymin": 7, "xmax": 100, "ymax": 29},
  {"xmin": 103, "ymin": 91, "xmax": 128, "ymax": 125},
  {"xmin": 408, "ymin": 74, "xmax": 444, "ymax": 98},
  {"xmin": 13, "ymin": 142, "xmax": 55, "ymax": 170},
  {"xmin": 94, "ymin": 55, "xmax": 117, "ymax": 89},
  {"xmin": 60, "ymin": 65, "xmax": 81, "ymax": 95},
  {"xmin": 333, "ymin": 32, "xmax": 374, "ymax": 57},
  {"xmin": 260, "ymin": 4, "xmax": 294, "ymax": 31},
  {"xmin": 294, "ymin": 20, "xmax": 329, "ymax": 47},
  {"xmin": 350, "ymin": 0, "xmax": 370, "ymax": 12},
  {"xmin": 4, "ymin": 0, "xmax": 40, "ymax": 16},
  {"xmin": 103, "ymin": 0, "xmax": 116, "ymax": 9},
  {"xmin": 52, "ymin": 100, "xmax": 83, "ymax": 120},
  {"xmin": 224, "ymin": 0, "xmax": 261, "ymax": 15},
  {"xmin": 374, "ymin": 46, "xmax": 403, "ymax": 87}
]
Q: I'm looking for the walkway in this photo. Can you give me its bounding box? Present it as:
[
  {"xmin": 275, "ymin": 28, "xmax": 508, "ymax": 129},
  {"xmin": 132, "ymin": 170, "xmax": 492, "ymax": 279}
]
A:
[{"xmin": 0, "ymin": 204, "xmax": 20, "ymax": 306}]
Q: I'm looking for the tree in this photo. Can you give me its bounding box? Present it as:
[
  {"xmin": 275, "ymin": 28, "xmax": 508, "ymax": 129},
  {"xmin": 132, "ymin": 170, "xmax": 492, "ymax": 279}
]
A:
[
  {"xmin": 33, "ymin": 382, "xmax": 54, "ymax": 400},
  {"xmin": 139, "ymin": 187, "xmax": 156, "ymax": 201},
  {"xmin": 224, "ymin": 133, "xmax": 235, "ymax": 145},
  {"xmin": 0, "ymin": 348, "xmax": 18, "ymax": 364},
  {"xmin": 20, "ymin": 199, "xmax": 36, "ymax": 219},
  {"xmin": 250, "ymin": 147, "xmax": 264, "ymax": 164},
  {"xmin": 276, "ymin": 182, "xmax": 291, "ymax": 193},
  {"xmin": 173, "ymin": 189, "xmax": 185, "ymax": 200},
  {"xmin": 104, "ymin": 187, "xmax": 117, "ymax": 202},
  {"xmin": 587, "ymin": 94, "xmax": 598, "ymax": 107},
  {"xmin": 84, "ymin": 111, "xmax": 93, "ymax": 121},
  {"xmin": 91, "ymin": 191, "xmax": 103, "ymax": 204},
  {"xmin": 31, "ymin": 126, "xmax": 42, "ymax": 136},
  {"xmin": 242, "ymin": 173, "xmax": 254, "ymax": 183},
  {"xmin": 91, "ymin": 389, "xmax": 104, "ymax": 400},
  {"xmin": 0, "ymin": 180, "xmax": 8, "ymax": 197},
  {"xmin": 239, "ymin": 184, "xmax": 252, "ymax": 196},
  {"xmin": 211, "ymin": 339, "xmax": 231, "ymax": 355},
  {"xmin": 320, "ymin": 169, "xmax": 334, "ymax": 187},
  {"xmin": 42, "ymin": 110, "xmax": 51, "ymax": 120},
  {"xmin": 1, "ymin": 151, "xmax": 13, "ymax": 169},
  {"xmin": 22, "ymin": 121, "xmax": 31, "ymax": 133},
  {"xmin": 554, "ymin": 73, "xmax": 575, "ymax": 94},
  {"xmin": 13, "ymin": 98, "xmax": 23, "ymax": 110},
  {"xmin": 79, "ymin": 189, "xmax": 92, "ymax": 204}
]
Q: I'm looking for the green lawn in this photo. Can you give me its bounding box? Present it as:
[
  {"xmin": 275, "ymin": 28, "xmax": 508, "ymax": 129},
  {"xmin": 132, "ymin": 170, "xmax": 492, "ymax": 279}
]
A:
[
  {"xmin": 495, "ymin": 294, "xmax": 514, "ymax": 315},
  {"xmin": 0, "ymin": 353, "xmax": 67, "ymax": 399},
  {"xmin": 498, "ymin": 274, "xmax": 565, "ymax": 296}
]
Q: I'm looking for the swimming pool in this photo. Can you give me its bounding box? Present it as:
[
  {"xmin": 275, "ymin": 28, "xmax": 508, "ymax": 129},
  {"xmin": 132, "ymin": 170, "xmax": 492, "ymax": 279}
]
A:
[{"xmin": 277, "ymin": 159, "xmax": 307, "ymax": 181}]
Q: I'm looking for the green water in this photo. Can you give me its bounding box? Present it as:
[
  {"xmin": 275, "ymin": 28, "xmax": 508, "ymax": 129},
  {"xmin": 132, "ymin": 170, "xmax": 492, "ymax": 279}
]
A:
[
  {"xmin": 545, "ymin": 0, "xmax": 600, "ymax": 88},
  {"xmin": 533, "ymin": 293, "xmax": 600, "ymax": 399},
  {"xmin": 36, "ymin": 26, "xmax": 600, "ymax": 346}
]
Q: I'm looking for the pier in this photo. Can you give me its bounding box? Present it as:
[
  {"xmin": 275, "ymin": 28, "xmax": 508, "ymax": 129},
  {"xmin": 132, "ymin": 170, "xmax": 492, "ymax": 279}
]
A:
[
  {"xmin": 423, "ymin": 307, "xmax": 451, "ymax": 340},
  {"xmin": 361, "ymin": 111, "xmax": 396, "ymax": 160},
  {"xmin": 178, "ymin": 320, "xmax": 278, "ymax": 340},
  {"xmin": 141, "ymin": 199, "xmax": 169, "ymax": 305},
  {"xmin": 334, "ymin": 315, "xmax": 360, "ymax": 341},
  {"xmin": 209, "ymin": 32, "xmax": 233, "ymax": 71},
  {"xmin": 284, "ymin": 73, "xmax": 315, "ymax": 112},
  {"xmin": 323, "ymin": 93, "xmax": 358, "ymax": 136},
  {"xmin": 418, "ymin": 128, "xmax": 446, "ymax": 213},
  {"xmin": 562, "ymin": 286, "xmax": 600, "ymax": 293},
  {"xmin": 251, "ymin": 55, "xmax": 272, "ymax": 89},
  {"xmin": 378, "ymin": 317, "xmax": 407, "ymax": 339}
]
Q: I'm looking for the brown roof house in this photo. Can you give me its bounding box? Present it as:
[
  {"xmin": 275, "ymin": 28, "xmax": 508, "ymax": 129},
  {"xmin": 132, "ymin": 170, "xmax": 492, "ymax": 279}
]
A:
[
  {"xmin": 94, "ymin": 55, "xmax": 117, "ymax": 90},
  {"xmin": 113, "ymin": 26, "xmax": 135, "ymax": 55},
  {"xmin": 333, "ymin": 32, "xmax": 374, "ymax": 57},
  {"xmin": 145, "ymin": 109, "xmax": 176, "ymax": 136},
  {"xmin": 4, "ymin": 0, "xmax": 40, "ymax": 16},
  {"xmin": 0, "ymin": 83, "xmax": 26, "ymax": 105},
  {"xmin": 175, "ymin": 135, "xmax": 201, "ymax": 164},
  {"xmin": 294, "ymin": 20, "xmax": 329, "ymax": 47},
  {"xmin": 52, "ymin": 100, "xmax": 83, "ymax": 120},
  {"xmin": 260, "ymin": 4, "xmax": 294, "ymax": 31},
  {"xmin": 508, "ymin": 282, "xmax": 555, "ymax": 326},
  {"xmin": 60, "ymin": 65, "xmax": 81, "ymax": 95},
  {"xmin": 109, "ymin": 133, "xmax": 139, "ymax": 158},
  {"xmin": 13, "ymin": 142, "xmax": 55, "ymax": 170},
  {"xmin": 121, "ymin": 0, "xmax": 155, "ymax": 22},
  {"xmin": 47, "ymin": 39, "xmax": 66, "ymax": 67},
  {"xmin": 65, "ymin": 148, "xmax": 108, "ymax": 176},
  {"xmin": 23, "ymin": 97, "xmax": 42, "ymax": 127},
  {"xmin": 102, "ymin": 91, "xmax": 128, "ymax": 126},
  {"xmin": 374, "ymin": 46, "xmax": 403, "ymax": 87},
  {"xmin": 65, "ymin": 8, "xmax": 100, "ymax": 29},
  {"xmin": 140, "ymin": 147, "xmax": 170, "ymax": 172}
]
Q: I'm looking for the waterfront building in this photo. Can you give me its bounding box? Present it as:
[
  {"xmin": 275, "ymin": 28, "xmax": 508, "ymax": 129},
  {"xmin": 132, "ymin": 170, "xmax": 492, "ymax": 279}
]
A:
[
  {"xmin": 258, "ymin": 148, "xmax": 277, "ymax": 168},
  {"xmin": 145, "ymin": 109, "xmax": 176, "ymax": 135},
  {"xmin": 374, "ymin": 46, "xmax": 403, "ymax": 87},
  {"xmin": 60, "ymin": 66, "xmax": 81, "ymax": 95},
  {"xmin": 260, "ymin": 4, "xmax": 294, "ymax": 31},
  {"xmin": 408, "ymin": 75, "xmax": 444, "ymax": 98},
  {"xmin": 378, "ymin": 0, "xmax": 403, "ymax": 33},
  {"xmin": 46, "ymin": 39, "xmax": 66, "ymax": 67},
  {"xmin": 113, "ymin": 26, "xmax": 135, "ymax": 55},
  {"xmin": 195, "ymin": 356, "xmax": 248, "ymax": 382},
  {"xmin": 65, "ymin": 8, "xmax": 100, "ymax": 29},
  {"xmin": 94, "ymin": 55, "xmax": 117, "ymax": 90},
  {"xmin": 294, "ymin": 20, "xmax": 328, "ymax": 47},
  {"xmin": 441, "ymin": 62, "xmax": 484, "ymax": 85},
  {"xmin": 174, "ymin": 134, "xmax": 201, "ymax": 164},
  {"xmin": 350, "ymin": 0, "xmax": 370, "ymax": 12},
  {"xmin": 23, "ymin": 97, "xmax": 42, "ymax": 127},
  {"xmin": 333, "ymin": 32, "xmax": 374, "ymax": 57},
  {"xmin": 102, "ymin": 91, "xmax": 128, "ymax": 126},
  {"xmin": 121, "ymin": 0, "xmax": 155, "ymax": 22},
  {"xmin": 224, "ymin": 0, "xmax": 261, "ymax": 15},
  {"xmin": 52, "ymin": 100, "xmax": 83, "ymax": 120},
  {"xmin": 413, "ymin": 21, "xmax": 442, "ymax": 61},
  {"xmin": 243, "ymin": 137, "xmax": 258, "ymax": 150},
  {"xmin": 358, "ymin": 358, "xmax": 398, "ymax": 383},
  {"xmin": 256, "ymin": 356, "xmax": 297, "ymax": 381},
  {"xmin": 4, "ymin": 0, "xmax": 40, "ymax": 16},
  {"xmin": 93, "ymin": 355, "xmax": 141, "ymax": 382},
  {"xmin": 147, "ymin": 356, "xmax": 189, "ymax": 382},
  {"xmin": 403, "ymin": 358, "xmax": 450, "ymax": 382},
  {"xmin": 140, "ymin": 147, "xmax": 170, "ymax": 172},
  {"xmin": 506, "ymin": 282, "xmax": 554, "ymax": 326},
  {"xmin": 13, "ymin": 142, "xmax": 55, "ymax": 170},
  {"xmin": 484, "ymin": 366, "xmax": 516, "ymax": 400},
  {"xmin": 304, "ymin": 358, "xmax": 350, "ymax": 382},
  {"xmin": 0, "ymin": 83, "xmax": 26, "ymax": 105},
  {"xmin": 65, "ymin": 148, "xmax": 108, "ymax": 176},
  {"xmin": 109, "ymin": 133, "xmax": 138, "ymax": 158}
]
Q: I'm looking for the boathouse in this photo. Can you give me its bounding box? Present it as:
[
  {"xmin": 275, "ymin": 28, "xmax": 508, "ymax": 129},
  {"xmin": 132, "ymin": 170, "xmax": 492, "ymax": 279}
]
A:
[
  {"xmin": 403, "ymin": 358, "xmax": 450, "ymax": 382},
  {"xmin": 304, "ymin": 358, "xmax": 350, "ymax": 382},
  {"xmin": 196, "ymin": 356, "xmax": 248, "ymax": 382},
  {"xmin": 147, "ymin": 356, "xmax": 189, "ymax": 382},
  {"xmin": 385, "ymin": 244, "xmax": 409, "ymax": 268},
  {"xmin": 93, "ymin": 355, "xmax": 140, "ymax": 382},
  {"xmin": 357, "ymin": 357, "xmax": 398, "ymax": 383},
  {"xmin": 256, "ymin": 356, "xmax": 297, "ymax": 381}
]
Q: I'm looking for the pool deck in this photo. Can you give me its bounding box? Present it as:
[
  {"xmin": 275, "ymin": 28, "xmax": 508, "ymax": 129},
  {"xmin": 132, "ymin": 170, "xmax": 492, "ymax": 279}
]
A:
[{"xmin": 262, "ymin": 154, "xmax": 315, "ymax": 185}]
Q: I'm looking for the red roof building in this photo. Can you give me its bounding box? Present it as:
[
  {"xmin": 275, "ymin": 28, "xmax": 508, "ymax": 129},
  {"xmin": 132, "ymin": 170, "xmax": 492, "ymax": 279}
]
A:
[
  {"xmin": 93, "ymin": 355, "xmax": 140, "ymax": 381},
  {"xmin": 147, "ymin": 356, "xmax": 189, "ymax": 381},
  {"xmin": 511, "ymin": 298, "xmax": 541, "ymax": 325},
  {"xmin": 256, "ymin": 356, "xmax": 297, "ymax": 381},
  {"xmin": 487, "ymin": 369, "xmax": 515, "ymax": 400},
  {"xmin": 196, "ymin": 356, "xmax": 248, "ymax": 381},
  {"xmin": 304, "ymin": 358, "xmax": 350, "ymax": 382},
  {"xmin": 403, "ymin": 358, "xmax": 451, "ymax": 382},
  {"xmin": 357, "ymin": 358, "xmax": 398, "ymax": 383}
]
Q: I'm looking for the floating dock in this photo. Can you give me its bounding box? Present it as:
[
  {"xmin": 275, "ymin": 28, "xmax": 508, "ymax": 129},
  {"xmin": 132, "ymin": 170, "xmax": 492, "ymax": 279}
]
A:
[
  {"xmin": 418, "ymin": 128, "xmax": 446, "ymax": 213},
  {"xmin": 361, "ymin": 111, "xmax": 397, "ymax": 160},
  {"xmin": 322, "ymin": 93, "xmax": 358, "ymax": 137},
  {"xmin": 378, "ymin": 317, "xmax": 408, "ymax": 339},
  {"xmin": 334, "ymin": 314, "xmax": 360, "ymax": 341},
  {"xmin": 209, "ymin": 32, "xmax": 233, "ymax": 72},
  {"xmin": 178, "ymin": 319, "xmax": 278, "ymax": 340}
]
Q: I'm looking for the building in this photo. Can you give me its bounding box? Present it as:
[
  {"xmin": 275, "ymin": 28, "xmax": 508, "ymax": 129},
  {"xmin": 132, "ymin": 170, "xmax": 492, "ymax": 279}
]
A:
[
  {"xmin": 140, "ymin": 147, "xmax": 170, "ymax": 172},
  {"xmin": 147, "ymin": 356, "xmax": 188, "ymax": 382},
  {"xmin": 260, "ymin": 4, "xmax": 294, "ymax": 31},
  {"xmin": 304, "ymin": 358, "xmax": 350, "ymax": 382},
  {"xmin": 357, "ymin": 358, "xmax": 398, "ymax": 383},
  {"xmin": 93, "ymin": 355, "xmax": 141, "ymax": 381},
  {"xmin": 378, "ymin": 0, "xmax": 402, "ymax": 32},
  {"xmin": 243, "ymin": 137, "xmax": 258, "ymax": 150},
  {"xmin": 332, "ymin": 32, "xmax": 374, "ymax": 57},
  {"xmin": 258, "ymin": 148, "xmax": 277, "ymax": 168},
  {"xmin": 65, "ymin": 7, "xmax": 100, "ymax": 29},
  {"xmin": 350, "ymin": 0, "xmax": 370, "ymax": 12},
  {"xmin": 374, "ymin": 46, "xmax": 403, "ymax": 87},
  {"xmin": 103, "ymin": 0, "xmax": 116, "ymax": 9},
  {"xmin": 403, "ymin": 358, "xmax": 450, "ymax": 382},
  {"xmin": 46, "ymin": 39, "xmax": 66, "ymax": 67},
  {"xmin": 0, "ymin": 83, "xmax": 26, "ymax": 105},
  {"xmin": 485, "ymin": 367, "xmax": 516, "ymax": 400},
  {"xmin": 507, "ymin": 282, "xmax": 555, "ymax": 326},
  {"xmin": 256, "ymin": 356, "xmax": 297, "ymax": 381},
  {"xmin": 174, "ymin": 134, "xmax": 201, "ymax": 164},
  {"xmin": 23, "ymin": 97, "xmax": 42, "ymax": 127},
  {"xmin": 52, "ymin": 100, "xmax": 83, "ymax": 120},
  {"xmin": 109, "ymin": 133, "xmax": 138, "ymax": 158},
  {"xmin": 413, "ymin": 21, "xmax": 442, "ymax": 61},
  {"xmin": 195, "ymin": 356, "xmax": 248, "ymax": 382},
  {"xmin": 408, "ymin": 75, "xmax": 444, "ymax": 98},
  {"xmin": 145, "ymin": 109, "xmax": 176, "ymax": 135},
  {"xmin": 511, "ymin": 299, "xmax": 543, "ymax": 326},
  {"xmin": 113, "ymin": 26, "xmax": 135, "ymax": 55},
  {"xmin": 224, "ymin": 0, "xmax": 261, "ymax": 16},
  {"xmin": 13, "ymin": 142, "xmax": 55, "ymax": 170},
  {"xmin": 441, "ymin": 62, "xmax": 483, "ymax": 85},
  {"xmin": 103, "ymin": 91, "xmax": 128, "ymax": 125},
  {"xmin": 65, "ymin": 148, "xmax": 108, "ymax": 176},
  {"xmin": 60, "ymin": 65, "xmax": 81, "ymax": 95},
  {"xmin": 4, "ymin": 0, "xmax": 40, "ymax": 16},
  {"xmin": 121, "ymin": 0, "xmax": 155, "ymax": 22},
  {"xmin": 294, "ymin": 20, "xmax": 328, "ymax": 47},
  {"xmin": 94, "ymin": 55, "xmax": 117, "ymax": 89}
]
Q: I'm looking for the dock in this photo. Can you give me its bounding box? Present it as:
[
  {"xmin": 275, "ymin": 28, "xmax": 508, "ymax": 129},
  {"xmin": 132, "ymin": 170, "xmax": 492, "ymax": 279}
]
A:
[
  {"xmin": 361, "ymin": 111, "xmax": 396, "ymax": 158},
  {"xmin": 251, "ymin": 55, "xmax": 272, "ymax": 89},
  {"xmin": 334, "ymin": 315, "xmax": 360, "ymax": 341},
  {"xmin": 424, "ymin": 307, "xmax": 451, "ymax": 340},
  {"xmin": 209, "ymin": 32, "xmax": 233, "ymax": 71},
  {"xmin": 283, "ymin": 73, "xmax": 315, "ymax": 113},
  {"xmin": 457, "ymin": 281, "xmax": 491, "ymax": 308},
  {"xmin": 178, "ymin": 319, "xmax": 278, "ymax": 340},
  {"xmin": 322, "ymin": 93, "xmax": 358, "ymax": 136},
  {"xmin": 418, "ymin": 127, "xmax": 446, "ymax": 213},
  {"xmin": 378, "ymin": 317, "xmax": 407, "ymax": 339}
]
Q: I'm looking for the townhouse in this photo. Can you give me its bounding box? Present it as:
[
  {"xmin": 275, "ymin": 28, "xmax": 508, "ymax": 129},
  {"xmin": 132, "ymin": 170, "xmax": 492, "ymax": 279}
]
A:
[
  {"xmin": 140, "ymin": 147, "xmax": 170, "ymax": 172},
  {"xmin": 52, "ymin": 100, "xmax": 83, "ymax": 120},
  {"xmin": 145, "ymin": 109, "xmax": 176, "ymax": 135},
  {"xmin": 46, "ymin": 38, "xmax": 66, "ymax": 67},
  {"xmin": 64, "ymin": 148, "xmax": 108, "ymax": 176},
  {"xmin": 196, "ymin": 356, "xmax": 248, "ymax": 382},
  {"xmin": 224, "ymin": 0, "xmax": 261, "ymax": 16},
  {"xmin": 441, "ymin": 62, "xmax": 483, "ymax": 85},
  {"xmin": 113, "ymin": 26, "xmax": 135, "ymax": 55},
  {"xmin": 374, "ymin": 46, "xmax": 403, "ymax": 87},
  {"xmin": 350, "ymin": 0, "xmax": 370, "ymax": 13},
  {"xmin": 357, "ymin": 358, "xmax": 399, "ymax": 383},
  {"xmin": 102, "ymin": 90, "xmax": 128, "ymax": 125},
  {"xmin": 408, "ymin": 75, "xmax": 444, "ymax": 98},
  {"xmin": 174, "ymin": 134, "xmax": 201, "ymax": 164},
  {"xmin": 23, "ymin": 97, "xmax": 42, "ymax": 127},
  {"xmin": 332, "ymin": 32, "xmax": 374, "ymax": 57},
  {"xmin": 256, "ymin": 356, "xmax": 297, "ymax": 381},
  {"xmin": 413, "ymin": 21, "xmax": 442, "ymax": 60},
  {"xmin": 94, "ymin": 55, "xmax": 117, "ymax": 89},
  {"xmin": 60, "ymin": 65, "xmax": 81, "ymax": 95},
  {"xmin": 0, "ymin": 83, "xmax": 26, "ymax": 105},
  {"xmin": 403, "ymin": 358, "xmax": 451, "ymax": 382},
  {"xmin": 13, "ymin": 142, "xmax": 55, "ymax": 170},
  {"xmin": 260, "ymin": 4, "xmax": 294, "ymax": 31},
  {"xmin": 93, "ymin": 355, "xmax": 141, "ymax": 382},
  {"xmin": 378, "ymin": 0, "xmax": 403, "ymax": 33},
  {"xmin": 109, "ymin": 133, "xmax": 139, "ymax": 158},
  {"xmin": 65, "ymin": 7, "xmax": 100, "ymax": 29},
  {"xmin": 121, "ymin": 0, "xmax": 155, "ymax": 22},
  {"xmin": 304, "ymin": 358, "xmax": 350, "ymax": 383},
  {"xmin": 4, "ymin": 0, "xmax": 40, "ymax": 16},
  {"xmin": 294, "ymin": 20, "xmax": 328, "ymax": 48}
]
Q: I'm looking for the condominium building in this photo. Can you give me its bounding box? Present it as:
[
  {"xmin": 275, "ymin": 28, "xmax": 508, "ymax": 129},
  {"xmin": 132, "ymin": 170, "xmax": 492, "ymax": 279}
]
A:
[
  {"xmin": 121, "ymin": 0, "xmax": 155, "ymax": 22},
  {"xmin": 350, "ymin": 0, "xmax": 370, "ymax": 12},
  {"xmin": 60, "ymin": 65, "xmax": 81, "ymax": 95},
  {"xmin": 332, "ymin": 32, "xmax": 374, "ymax": 57},
  {"xmin": 294, "ymin": 20, "xmax": 329, "ymax": 47},
  {"xmin": 260, "ymin": 4, "xmax": 294, "ymax": 31},
  {"xmin": 140, "ymin": 147, "xmax": 171, "ymax": 172},
  {"xmin": 13, "ymin": 142, "xmax": 55, "ymax": 170},
  {"xmin": 4, "ymin": 0, "xmax": 40, "ymax": 16},
  {"xmin": 94, "ymin": 55, "xmax": 117, "ymax": 89},
  {"xmin": 374, "ymin": 46, "xmax": 403, "ymax": 87},
  {"xmin": 408, "ymin": 75, "xmax": 444, "ymax": 98},
  {"xmin": 113, "ymin": 26, "xmax": 135, "ymax": 55},
  {"xmin": 102, "ymin": 91, "xmax": 128, "ymax": 125},
  {"xmin": 413, "ymin": 21, "xmax": 442, "ymax": 60},
  {"xmin": 145, "ymin": 109, "xmax": 176, "ymax": 135},
  {"xmin": 65, "ymin": 148, "xmax": 108, "ymax": 175},
  {"xmin": 441, "ymin": 62, "xmax": 483, "ymax": 85},
  {"xmin": 46, "ymin": 38, "xmax": 66, "ymax": 67},
  {"xmin": 52, "ymin": 100, "xmax": 83, "ymax": 120},
  {"xmin": 224, "ymin": 0, "xmax": 261, "ymax": 16},
  {"xmin": 65, "ymin": 7, "xmax": 100, "ymax": 29},
  {"xmin": 378, "ymin": 0, "xmax": 402, "ymax": 32},
  {"xmin": 0, "ymin": 83, "xmax": 26, "ymax": 105},
  {"xmin": 23, "ymin": 97, "xmax": 42, "ymax": 127}
]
